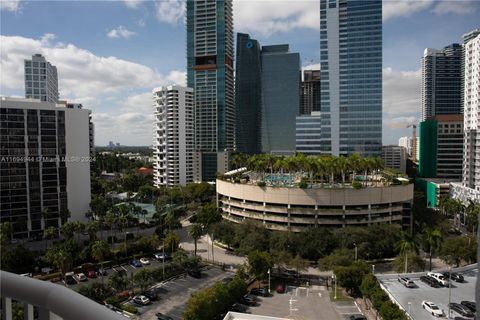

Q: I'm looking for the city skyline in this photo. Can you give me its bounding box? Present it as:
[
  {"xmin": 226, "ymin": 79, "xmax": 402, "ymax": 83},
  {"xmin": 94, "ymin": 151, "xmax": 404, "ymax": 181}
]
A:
[{"xmin": 1, "ymin": 0, "xmax": 479, "ymax": 146}]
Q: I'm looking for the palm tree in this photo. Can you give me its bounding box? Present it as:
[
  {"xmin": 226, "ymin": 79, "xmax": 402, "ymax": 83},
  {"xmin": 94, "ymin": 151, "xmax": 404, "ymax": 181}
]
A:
[
  {"xmin": 105, "ymin": 212, "xmax": 117, "ymax": 247},
  {"xmin": 348, "ymin": 154, "xmax": 361, "ymax": 182},
  {"xmin": 396, "ymin": 233, "xmax": 418, "ymax": 273},
  {"xmin": 44, "ymin": 226, "xmax": 57, "ymax": 251},
  {"xmin": 336, "ymin": 156, "xmax": 348, "ymax": 185},
  {"xmin": 91, "ymin": 240, "xmax": 111, "ymax": 284},
  {"xmin": 74, "ymin": 221, "xmax": 85, "ymax": 243},
  {"xmin": 315, "ymin": 157, "xmax": 327, "ymax": 186},
  {"xmin": 465, "ymin": 200, "xmax": 480, "ymax": 236},
  {"xmin": 188, "ymin": 223, "xmax": 204, "ymax": 256},
  {"xmin": 60, "ymin": 222, "xmax": 76, "ymax": 240},
  {"xmin": 421, "ymin": 228, "xmax": 442, "ymax": 271},
  {"xmin": 305, "ymin": 156, "xmax": 318, "ymax": 183}
]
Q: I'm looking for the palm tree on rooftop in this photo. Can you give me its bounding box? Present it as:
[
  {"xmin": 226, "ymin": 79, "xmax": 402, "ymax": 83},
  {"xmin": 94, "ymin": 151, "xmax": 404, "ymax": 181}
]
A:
[
  {"xmin": 316, "ymin": 156, "xmax": 327, "ymax": 186},
  {"xmin": 336, "ymin": 156, "xmax": 348, "ymax": 185},
  {"xmin": 348, "ymin": 154, "xmax": 361, "ymax": 182}
]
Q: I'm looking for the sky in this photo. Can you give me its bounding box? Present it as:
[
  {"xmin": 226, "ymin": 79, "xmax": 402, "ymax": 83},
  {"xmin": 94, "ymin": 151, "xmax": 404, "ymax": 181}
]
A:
[{"xmin": 1, "ymin": 0, "xmax": 479, "ymax": 146}]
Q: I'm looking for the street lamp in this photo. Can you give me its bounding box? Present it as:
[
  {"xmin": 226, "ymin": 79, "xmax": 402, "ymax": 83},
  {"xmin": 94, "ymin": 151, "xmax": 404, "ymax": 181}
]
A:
[
  {"xmin": 333, "ymin": 274, "xmax": 337, "ymax": 300},
  {"xmin": 372, "ymin": 264, "xmax": 375, "ymax": 274},
  {"xmin": 267, "ymin": 268, "xmax": 271, "ymax": 294}
]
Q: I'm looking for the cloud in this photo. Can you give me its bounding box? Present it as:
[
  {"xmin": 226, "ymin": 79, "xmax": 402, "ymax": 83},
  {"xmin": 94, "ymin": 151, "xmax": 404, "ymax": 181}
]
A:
[
  {"xmin": 234, "ymin": 0, "xmax": 319, "ymax": 37},
  {"xmin": 0, "ymin": 0, "xmax": 20, "ymax": 12},
  {"xmin": 155, "ymin": 0, "xmax": 185, "ymax": 25},
  {"xmin": 432, "ymin": 0, "xmax": 480, "ymax": 15},
  {"xmin": 0, "ymin": 34, "xmax": 185, "ymax": 145},
  {"xmin": 107, "ymin": 26, "xmax": 136, "ymax": 39},
  {"xmin": 383, "ymin": 67, "xmax": 421, "ymax": 117},
  {"xmin": 383, "ymin": 0, "xmax": 434, "ymax": 21},
  {"xmin": 124, "ymin": 0, "xmax": 142, "ymax": 9}
]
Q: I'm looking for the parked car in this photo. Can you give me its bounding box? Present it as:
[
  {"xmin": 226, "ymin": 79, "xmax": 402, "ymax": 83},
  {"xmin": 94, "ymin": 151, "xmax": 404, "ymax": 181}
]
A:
[
  {"xmin": 154, "ymin": 253, "xmax": 171, "ymax": 261},
  {"xmin": 422, "ymin": 301, "xmax": 444, "ymax": 317},
  {"xmin": 97, "ymin": 268, "xmax": 108, "ymax": 276},
  {"xmin": 250, "ymin": 288, "xmax": 269, "ymax": 297},
  {"xmin": 276, "ymin": 284, "xmax": 285, "ymax": 294},
  {"xmin": 143, "ymin": 290, "xmax": 158, "ymax": 301},
  {"xmin": 86, "ymin": 270, "xmax": 96, "ymax": 279},
  {"xmin": 349, "ymin": 315, "xmax": 367, "ymax": 320},
  {"xmin": 156, "ymin": 313, "xmax": 173, "ymax": 320},
  {"xmin": 460, "ymin": 301, "xmax": 476, "ymax": 313},
  {"xmin": 240, "ymin": 294, "xmax": 257, "ymax": 306},
  {"xmin": 230, "ymin": 303, "xmax": 248, "ymax": 313},
  {"xmin": 130, "ymin": 260, "xmax": 143, "ymax": 268},
  {"xmin": 398, "ymin": 276, "xmax": 415, "ymax": 288},
  {"xmin": 140, "ymin": 257, "xmax": 150, "ymax": 265},
  {"xmin": 420, "ymin": 275, "xmax": 440, "ymax": 288},
  {"xmin": 187, "ymin": 269, "xmax": 201, "ymax": 278},
  {"xmin": 427, "ymin": 272, "xmax": 449, "ymax": 286},
  {"xmin": 443, "ymin": 272, "xmax": 464, "ymax": 283},
  {"xmin": 64, "ymin": 272, "xmax": 76, "ymax": 285},
  {"xmin": 449, "ymin": 303, "xmax": 475, "ymax": 318},
  {"xmin": 75, "ymin": 273, "xmax": 87, "ymax": 282},
  {"xmin": 133, "ymin": 295, "xmax": 150, "ymax": 306}
]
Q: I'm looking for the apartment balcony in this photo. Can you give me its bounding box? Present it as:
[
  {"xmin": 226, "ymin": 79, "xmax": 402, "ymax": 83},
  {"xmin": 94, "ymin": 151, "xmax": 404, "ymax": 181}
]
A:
[{"xmin": 0, "ymin": 271, "xmax": 125, "ymax": 320}]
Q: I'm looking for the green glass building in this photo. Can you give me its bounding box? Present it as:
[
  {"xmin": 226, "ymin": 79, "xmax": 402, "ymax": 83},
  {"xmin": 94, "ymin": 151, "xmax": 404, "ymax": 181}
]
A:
[{"xmin": 187, "ymin": 0, "xmax": 234, "ymax": 181}]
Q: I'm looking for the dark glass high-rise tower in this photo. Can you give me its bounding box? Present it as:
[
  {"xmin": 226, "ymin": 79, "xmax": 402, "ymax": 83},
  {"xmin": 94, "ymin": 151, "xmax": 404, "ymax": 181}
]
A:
[
  {"xmin": 421, "ymin": 44, "xmax": 463, "ymax": 121},
  {"xmin": 235, "ymin": 33, "xmax": 262, "ymax": 155},
  {"xmin": 186, "ymin": 0, "xmax": 234, "ymax": 181},
  {"xmin": 300, "ymin": 70, "xmax": 320, "ymax": 115},
  {"xmin": 320, "ymin": 0, "xmax": 382, "ymax": 156}
]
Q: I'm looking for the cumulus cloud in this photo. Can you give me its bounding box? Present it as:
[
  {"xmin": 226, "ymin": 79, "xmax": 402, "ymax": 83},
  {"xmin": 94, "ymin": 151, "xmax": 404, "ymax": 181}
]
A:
[
  {"xmin": 383, "ymin": 67, "xmax": 421, "ymax": 117},
  {"xmin": 155, "ymin": 0, "xmax": 185, "ymax": 25},
  {"xmin": 383, "ymin": 0, "xmax": 434, "ymax": 21},
  {"xmin": 432, "ymin": 0, "xmax": 480, "ymax": 15},
  {"xmin": 0, "ymin": 0, "xmax": 21, "ymax": 12},
  {"xmin": 124, "ymin": 0, "xmax": 142, "ymax": 9},
  {"xmin": 0, "ymin": 34, "xmax": 184, "ymax": 145},
  {"xmin": 107, "ymin": 26, "xmax": 136, "ymax": 39},
  {"xmin": 234, "ymin": 0, "xmax": 319, "ymax": 37}
]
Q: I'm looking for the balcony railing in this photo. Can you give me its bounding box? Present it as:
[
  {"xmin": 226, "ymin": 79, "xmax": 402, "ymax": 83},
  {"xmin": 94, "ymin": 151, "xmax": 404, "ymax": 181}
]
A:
[{"xmin": 0, "ymin": 271, "xmax": 125, "ymax": 320}]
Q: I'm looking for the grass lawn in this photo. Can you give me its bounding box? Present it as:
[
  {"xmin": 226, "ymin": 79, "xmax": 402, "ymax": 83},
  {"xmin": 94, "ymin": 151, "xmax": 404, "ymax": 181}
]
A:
[{"xmin": 329, "ymin": 287, "xmax": 353, "ymax": 301}]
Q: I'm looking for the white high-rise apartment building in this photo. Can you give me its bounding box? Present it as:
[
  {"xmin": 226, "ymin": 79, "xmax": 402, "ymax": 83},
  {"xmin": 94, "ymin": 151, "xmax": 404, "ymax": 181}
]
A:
[
  {"xmin": 24, "ymin": 54, "xmax": 59, "ymax": 103},
  {"xmin": 0, "ymin": 97, "xmax": 91, "ymax": 238},
  {"xmin": 153, "ymin": 86, "xmax": 194, "ymax": 187},
  {"xmin": 462, "ymin": 30, "xmax": 480, "ymax": 194},
  {"xmin": 398, "ymin": 136, "xmax": 411, "ymax": 156}
]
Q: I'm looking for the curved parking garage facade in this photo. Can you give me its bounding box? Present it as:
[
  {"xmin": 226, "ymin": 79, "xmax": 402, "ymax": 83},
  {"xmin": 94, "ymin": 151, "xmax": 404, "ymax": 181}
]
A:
[{"xmin": 216, "ymin": 179, "xmax": 414, "ymax": 232}]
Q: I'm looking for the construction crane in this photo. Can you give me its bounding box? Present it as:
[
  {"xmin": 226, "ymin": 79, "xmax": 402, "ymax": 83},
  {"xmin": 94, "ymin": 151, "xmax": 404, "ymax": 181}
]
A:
[{"xmin": 406, "ymin": 124, "xmax": 417, "ymax": 161}]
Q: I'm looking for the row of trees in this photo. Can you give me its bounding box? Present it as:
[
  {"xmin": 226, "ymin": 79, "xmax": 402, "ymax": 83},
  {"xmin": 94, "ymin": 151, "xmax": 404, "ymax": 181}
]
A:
[
  {"xmin": 230, "ymin": 152, "xmax": 391, "ymax": 186},
  {"xmin": 438, "ymin": 195, "xmax": 480, "ymax": 236}
]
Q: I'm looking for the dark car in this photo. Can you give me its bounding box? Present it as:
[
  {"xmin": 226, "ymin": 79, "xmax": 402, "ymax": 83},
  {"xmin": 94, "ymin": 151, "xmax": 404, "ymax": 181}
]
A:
[
  {"xmin": 276, "ymin": 283, "xmax": 286, "ymax": 293},
  {"xmin": 250, "ymin": 288, "xmax": 268, "ymax": 297},
  {"xmin": 187, "ymin": 269, "xmax": 201, "ymax": 278},
  {"xmin": 130, "ymin": 260, "xmax": 142, "ymax": 268},
  {"xmin": 461, "ymin": 301, "xmax": 476, "ymax": 313},
  {"xmin": 144, "ymin": 290, "xmax": 159, "ymax": 301},
  {"xmin": 443, "ymin": 272, "xmax": 464, "ymax": 283},
  {"xmin": 230, "ymin": 303, "xmax": 248, "ymax": 313},
  {"xmin": 349, "ymin": 315, "xmax": 367, "ymax": 320},
  {"xmin": 86, "ymin": 270, "xmax": 96, "ymax": 279},
  {"xmin": 449, "ymin": 303, "xmax": 475, "ymax": 318},
  {"xmin": 240, "ymin": 295, "xmax": 257, "ymax": 306},
  {"xmin": 420, "ymin": 275, "xmax": 441, "ymax": 288},
  {"xmin": 156, "ymin": 313, "xmax": 173, "ymax": 320}
]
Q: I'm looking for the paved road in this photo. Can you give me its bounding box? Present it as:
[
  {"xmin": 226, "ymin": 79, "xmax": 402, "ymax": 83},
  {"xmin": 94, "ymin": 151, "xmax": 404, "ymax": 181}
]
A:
[{"xmin": 131, "ymin": 267, "xmax": 232, "ymax": 320}]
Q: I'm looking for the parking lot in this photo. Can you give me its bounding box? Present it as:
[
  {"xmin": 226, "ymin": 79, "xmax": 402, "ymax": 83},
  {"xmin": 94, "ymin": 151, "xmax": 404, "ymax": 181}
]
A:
[
  {"xmin": 244, "ymin": 285, "xmax": 361, "ymax": 320},
  {"xmin": 65, "ymin": 257, "xmax": 170, "ymax": 291},
  {"xmin": 133, "ymin": 266, "xmax": 233, "ymax": 320},
  {"xmin": 377, "ymin": 266, "xmax": 477, "ymax": 320}
]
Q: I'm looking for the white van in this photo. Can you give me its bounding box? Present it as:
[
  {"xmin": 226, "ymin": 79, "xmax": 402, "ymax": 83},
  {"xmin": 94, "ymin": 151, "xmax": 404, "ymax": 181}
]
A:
[{"xmin": 427, "ymin": 272, "xmax": 449, "ymax": 286}]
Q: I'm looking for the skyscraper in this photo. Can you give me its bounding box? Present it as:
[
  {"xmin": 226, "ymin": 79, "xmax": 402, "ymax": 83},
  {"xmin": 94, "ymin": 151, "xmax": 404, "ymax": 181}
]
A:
[
  {"xmin": 235, "ymin": 33, "xmax": 262, "ymax": 155},
  {"xmin": 421, "ymin": 44, "xmax": 463, "ymax": 121},
  {"xmin": 320, "ymin": 0, "xmax": 382, "ymax": 156},
  {"xmin": 24, "ymin": 54, "xmax": 59, "ymax": 103},
  {"xmin": 462, "ymin": 29, "xmax": 480, "ymax": 193},
  {"xmin": 0, "ymin": 97, "xmax": 91, "ymax": 239},
  {"xmin": 261, "ymin": 45, "xmax": 300, "ymax": 154},
  {"xmin": 153, "ymin": 86, "xmax": 194, "ymax": 187},
  {"xmin": 296, "ymin": 111, "xmax": 321, "ymax": 155},
  {"xmin": 300, "ymin": 69, "xmax": 320, "ymax": 115},
  {"xmin": 186, "ymin": 0, "xmax": 234, "ymax": 181}
]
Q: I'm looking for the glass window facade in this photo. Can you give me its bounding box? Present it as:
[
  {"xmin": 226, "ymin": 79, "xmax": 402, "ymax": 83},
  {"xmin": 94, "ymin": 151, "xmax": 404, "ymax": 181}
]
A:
[
  {"xmin": 320, "ymin": 0, "xmax": 382, "ymax": 157},
  {"xmin": 235, "ymin": 33, "xmax": 262, "ymax": 155},
  {"xmin": 261, "ymin": 45, "xmax": 300, "ymax": 154}
]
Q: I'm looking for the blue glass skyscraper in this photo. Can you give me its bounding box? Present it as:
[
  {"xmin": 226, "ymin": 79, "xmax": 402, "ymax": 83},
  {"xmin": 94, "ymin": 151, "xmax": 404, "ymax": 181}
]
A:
[
  {"xmin": 187, "ymin": 0, "xmax": 234, "ymax": 181},
  {"xmin": 320, "ymin": 0, "xmax": 382, "ymax": 156}
]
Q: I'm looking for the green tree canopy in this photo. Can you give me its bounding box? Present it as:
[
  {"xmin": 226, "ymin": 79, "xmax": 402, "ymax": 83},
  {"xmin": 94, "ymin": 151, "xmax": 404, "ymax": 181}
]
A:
[{"xmin": 247, "ymin": 251, "xmax": 273, "ymax": 281}]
